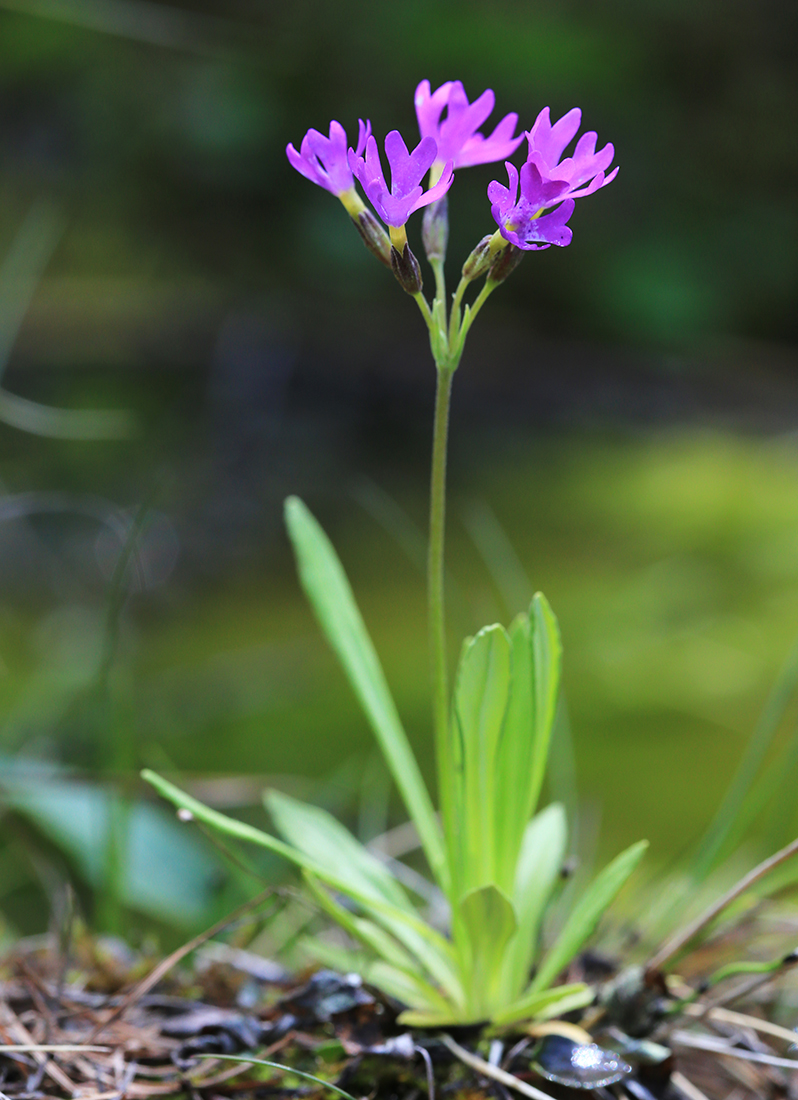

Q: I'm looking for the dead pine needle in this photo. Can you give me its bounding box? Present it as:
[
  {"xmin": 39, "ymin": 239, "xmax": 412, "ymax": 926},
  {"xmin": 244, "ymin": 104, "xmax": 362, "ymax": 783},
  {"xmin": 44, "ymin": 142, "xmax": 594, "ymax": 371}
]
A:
[
  {"xmin": 671, "ymin": 1070, "xmax": 712, "ymax": 1100},
  {"xmin": 645, "ymin": 834, "xmax": 798, "ymax": 977},
  {"xmin": 682, "ymin": 1003, "xmax": 798, "ymax": 1046},
  {"xmin": 86, "ymin": 885, "xmax": 279, "ymax": 1043},
  {"xmin": 439, "ymin": 1034, "xmax": 556, "ymax": 1100},
  {"xmin": 415, "ymin": 1043, "xmax": 435, "ymax": 1100},
  {"xmin": 670, "ymin": 1029, "xmax": 798, "ymax": 1070}
]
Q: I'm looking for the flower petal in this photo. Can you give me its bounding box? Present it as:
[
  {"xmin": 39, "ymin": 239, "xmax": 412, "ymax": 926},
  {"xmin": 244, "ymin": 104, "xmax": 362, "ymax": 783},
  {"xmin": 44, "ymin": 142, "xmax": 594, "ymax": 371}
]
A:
[{"xmin": 407, "ymin": 159, "xmax": 453, "ymax": 216}]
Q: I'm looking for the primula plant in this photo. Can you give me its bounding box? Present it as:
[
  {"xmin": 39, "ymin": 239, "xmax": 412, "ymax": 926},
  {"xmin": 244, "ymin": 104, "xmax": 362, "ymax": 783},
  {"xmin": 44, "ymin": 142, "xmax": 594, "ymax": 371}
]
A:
[{"xmin": 143, "ymin": 80, "xmax": 645, "ymax": 1028}]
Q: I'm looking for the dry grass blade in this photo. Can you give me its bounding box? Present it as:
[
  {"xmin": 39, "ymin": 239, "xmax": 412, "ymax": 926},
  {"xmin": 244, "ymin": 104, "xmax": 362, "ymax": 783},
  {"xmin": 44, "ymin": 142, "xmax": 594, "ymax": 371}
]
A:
[
  {"xmin": 86, "ymin": 886, "xmax": 277, "ymax": 1042},
  {"xmin": 439, "ymin": 1034, "xmax": 556, "ymax": 1100},
  {"xmin": 670, "ymin": 1029, "xmax": 798, "ymax": 1069},
  {"xmin": 415, "ymin": 1043, "xmax": 435, "ymax": 1100},
  {"xmin": 682, "ymin": 1003, "xmax": 798, "ymax": 1045},
  {"xmin": 671, "ymin": 1070, "xmax": 713, "ymax": 1100},
  {"xmin": 0, "ymin": 1003, "xmax": 77, "ymax": 1093},
  {"xmin": 0, "ymin": 1046, "xmax": 110, "ymax": 1053},
  {"xmin": 645, "ymin": 835, "xmax": 798, "ymax": 976}
]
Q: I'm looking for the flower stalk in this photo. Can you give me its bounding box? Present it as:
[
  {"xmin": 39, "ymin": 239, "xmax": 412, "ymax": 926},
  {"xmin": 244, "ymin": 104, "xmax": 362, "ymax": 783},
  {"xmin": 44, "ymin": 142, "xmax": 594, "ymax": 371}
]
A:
[{"xmin": 429, "ymin": 362, "xmax": 453, "ymax": 754}]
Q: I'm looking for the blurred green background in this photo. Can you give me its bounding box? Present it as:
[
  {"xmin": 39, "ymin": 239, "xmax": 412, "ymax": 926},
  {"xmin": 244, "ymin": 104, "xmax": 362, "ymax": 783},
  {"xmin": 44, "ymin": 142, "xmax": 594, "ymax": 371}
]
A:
[{"xmin": 0, "ymin": 0, "xmax": 797, "ymax": 944}]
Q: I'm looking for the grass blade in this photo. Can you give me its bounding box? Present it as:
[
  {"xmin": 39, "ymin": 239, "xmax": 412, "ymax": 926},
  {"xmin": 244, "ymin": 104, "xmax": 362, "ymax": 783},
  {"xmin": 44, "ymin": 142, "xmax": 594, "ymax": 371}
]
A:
[
  {"xmin": 199, "ymin": 1054, "xmax": 358, "ymax": 1100},
  {"xmin": 688, "ymin": 631, "xmax": 798, "ymax": 879}
]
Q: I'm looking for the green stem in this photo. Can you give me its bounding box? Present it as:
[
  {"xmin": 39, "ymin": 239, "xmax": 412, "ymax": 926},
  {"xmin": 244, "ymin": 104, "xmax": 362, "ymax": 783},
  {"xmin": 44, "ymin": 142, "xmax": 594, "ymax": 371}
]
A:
[
  {"xmin": 413, "ymin": 291, "xmax": 434, "ymax": 328},
  {"xmin": 449, "ymin": 276, "xmax": 469, "ymax": 348},
  {"xmin": 456, "ymin": 280, "xmax": 497, "ymax": 350},
  {"xmin": 429, "ymin": 364, "xmax": 454, "ymax": 764},
  {"xmin": 431, "ymin": 257, "xmax": 447, "ymax": 310}
]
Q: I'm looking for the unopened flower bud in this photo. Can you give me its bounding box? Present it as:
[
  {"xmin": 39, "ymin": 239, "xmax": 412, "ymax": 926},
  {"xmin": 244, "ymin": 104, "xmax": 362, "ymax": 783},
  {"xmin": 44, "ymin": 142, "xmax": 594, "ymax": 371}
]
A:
[
  {"xmin": 390, "ymin": 243, "xmax": 423, "ymax": 295},
  {"xmin": 461, "ymin": 235, "xmax": 493, "ymax": 282},
  {"xmin": 487, "ymin": 242, "xmax": 524, "ymax": 285},
  {"xmin": 351, "ymin": 210, "xmax": 392, "ymax": 267},
  {"xmin": 422, "ymin": 197, "xmax": 449, "ymax": 263}
]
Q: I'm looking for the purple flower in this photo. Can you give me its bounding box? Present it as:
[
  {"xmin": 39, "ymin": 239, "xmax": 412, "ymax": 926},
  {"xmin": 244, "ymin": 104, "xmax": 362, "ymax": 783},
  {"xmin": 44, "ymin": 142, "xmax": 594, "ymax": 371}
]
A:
[
  {"xmin": 487, "ymin": 108, "xmax": 617, "ymax": 250},
  {"xmin": 348, "ymin": 131, "xmax": 454, "ymax": 228},
  {"xmin": 488, "ymin": 162, "xmax": 575, "ymax": 250},
  {"xmin": 286, "ymin": 119, "xmax": 370, "ymax": 197},
  {"xmin": 415, "ymin": 79, "xmax": 523, "ymax": 169},
  {"xmin": 525, "ymin": 107, "xmax": 618, "ymax": 199}
]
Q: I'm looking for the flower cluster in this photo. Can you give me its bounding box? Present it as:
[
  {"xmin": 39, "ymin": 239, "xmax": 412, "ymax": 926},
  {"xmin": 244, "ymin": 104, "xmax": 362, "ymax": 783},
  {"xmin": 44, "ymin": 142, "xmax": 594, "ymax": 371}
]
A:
[{"xmin": 286, "ymin": 81, "xmax": 616, "ymax": 291}]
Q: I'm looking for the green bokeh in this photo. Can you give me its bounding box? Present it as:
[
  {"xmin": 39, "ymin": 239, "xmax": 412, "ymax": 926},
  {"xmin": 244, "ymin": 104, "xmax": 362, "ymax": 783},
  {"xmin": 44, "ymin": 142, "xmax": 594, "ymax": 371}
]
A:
[{"xmin": 0, "ymin": 0, "xmax": 796, "ymax": 938}]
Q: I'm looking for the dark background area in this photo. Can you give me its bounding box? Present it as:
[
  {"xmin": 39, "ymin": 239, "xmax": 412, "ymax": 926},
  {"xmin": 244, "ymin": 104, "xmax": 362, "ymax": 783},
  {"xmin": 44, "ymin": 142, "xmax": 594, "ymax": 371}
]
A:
[{"xmin": 0, "ymin": 0, "xmax": 797, "ymax": 942}]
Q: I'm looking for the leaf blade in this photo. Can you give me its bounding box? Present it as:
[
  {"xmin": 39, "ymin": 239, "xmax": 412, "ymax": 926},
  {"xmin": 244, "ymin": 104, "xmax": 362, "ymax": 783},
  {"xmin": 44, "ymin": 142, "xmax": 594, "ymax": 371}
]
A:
[
  {"xmin": 498, "ymin": 803, "xmax": 568, "ymax": 1003},
  {"xmin": 449, "ymin": 625, "xmax": 511, "ymax": 894},
  {"xmin": 491, "ymin": 982, "xmax": 593, "ymax": 1026},
  {"xmin": 267, "ymin": 789, "xmax": 414, "ymax": 913},
  {"xmin": 143, "ymin": 770, "xmax": 464, "ymax": 1004},
  {"xmin": 531, "ymin": 839, "xmax": 648, "ymax": 993},
  {"xmin": 456, "ymin": 883, "xmax": 517, "ymax": 1017},
  {"xmin": 530, "ymin": 593, "xmax": 562, "ymax": 820},
  {"xmin": 284, "ymin": 496, "xmax": 446, "ymax": 890}
]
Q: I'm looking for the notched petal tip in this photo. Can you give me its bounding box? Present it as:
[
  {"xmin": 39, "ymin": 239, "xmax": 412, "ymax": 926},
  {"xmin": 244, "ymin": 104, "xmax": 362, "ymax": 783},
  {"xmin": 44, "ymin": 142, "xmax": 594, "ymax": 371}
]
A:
[{"xmin": 355, "ymin": 119, "xmax": 371, "ymax": 158}]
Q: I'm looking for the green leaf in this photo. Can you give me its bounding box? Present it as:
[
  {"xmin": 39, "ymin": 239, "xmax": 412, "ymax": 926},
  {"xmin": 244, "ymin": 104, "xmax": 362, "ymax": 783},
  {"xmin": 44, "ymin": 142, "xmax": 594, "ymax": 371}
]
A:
[
  {"xmin": 267, "ymin": 790, "xmax": 414, "ymax": 913},
  {"xmin": 267, "ymin": 791, "xmax": 460, "ymax": 996},
  {"xmin": 491, "ymin": 982, "xmax": 593, "ymax": 1026},
  {"xmin": 4, "ymin": 766, "xmax": 220, "ymax": 926},
  {"xmin": 498, "ymin": 803, "xmax": 567, "ymax": 1002},
  {"xmin": 533, "ymin": 986, "xmax": 598, "ymax": 1021},
  {"xmin": 493, "ymin": 612, "xmax": 534, "ymax": 887},
  {"xmin": 456, "ymin": 883, "xmax": 517, "ymax": 1015},
  {"xmin": 367, "ymin": 961, "xmax": 454, "ymax": 1017},
  {"xmin": 530, "ymin": 593, "xmax": 562, "ymax": 816},
  {"xmin": 397, "ymin": 1008, "xmax": 484, "ymax": 1026},
  {"xmin": 142, "ymin": 770, "xmax": 463, "ymax": 1005},
  {"xmin": 302, "ymin": 872, "xmax": 416, "ymax": 972},
  {"xmin": 493, "ymin": 597, "xmax": 562, "ymax": 892},
  {"xmin": 299, "ymin": 936, "xmax": 369, "ymax": 974},
  {"xmin": 284, "ymin": 497, "xmax": 446, "ymax": 890},
  {"xmin": 531, "ymin": 839, "xmax": 648, "ymax": 993},
  {"xmin": 301, "ymin": 894, "xmax": 458, "ymax": 1019},
  {"xmin": 447, "ymin": 625, "xmax": 511, "ymax": 895}
]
